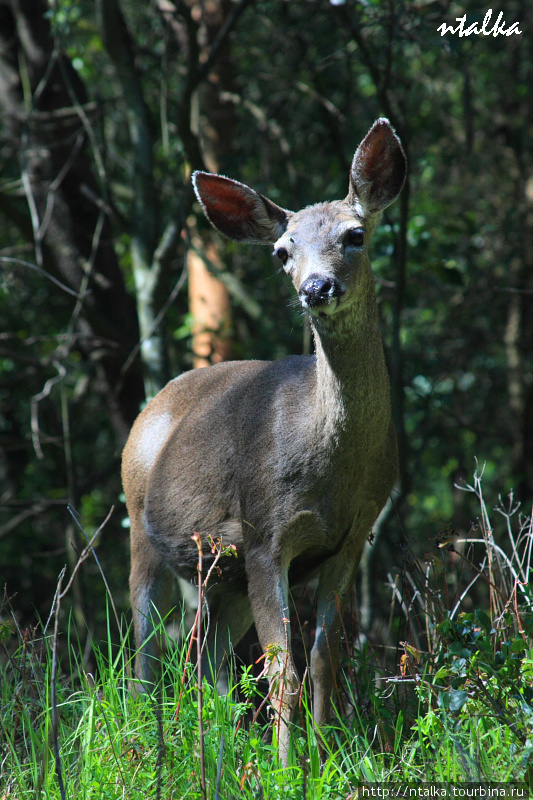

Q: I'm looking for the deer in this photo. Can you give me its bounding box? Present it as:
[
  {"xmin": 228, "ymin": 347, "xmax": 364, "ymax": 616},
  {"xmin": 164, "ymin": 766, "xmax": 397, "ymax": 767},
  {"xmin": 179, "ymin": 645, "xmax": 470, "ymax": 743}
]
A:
[{"xmin": 122, "ymin": 118, "xmax": 406, "ymax": 765}]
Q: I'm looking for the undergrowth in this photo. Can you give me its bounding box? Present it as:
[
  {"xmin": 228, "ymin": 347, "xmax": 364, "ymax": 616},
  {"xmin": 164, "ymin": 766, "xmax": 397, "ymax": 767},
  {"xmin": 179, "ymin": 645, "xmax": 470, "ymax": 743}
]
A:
[{"xmin": 1, "ymin": 470, "xmax": 532, "ymax": 798}]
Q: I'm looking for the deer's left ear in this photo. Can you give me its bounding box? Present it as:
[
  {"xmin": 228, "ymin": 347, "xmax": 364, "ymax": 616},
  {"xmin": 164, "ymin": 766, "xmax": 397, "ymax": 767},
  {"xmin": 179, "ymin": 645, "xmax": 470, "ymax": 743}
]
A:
[{"xmin": 348, "ymin": 118, "xmax": 407, "ymax": 214}]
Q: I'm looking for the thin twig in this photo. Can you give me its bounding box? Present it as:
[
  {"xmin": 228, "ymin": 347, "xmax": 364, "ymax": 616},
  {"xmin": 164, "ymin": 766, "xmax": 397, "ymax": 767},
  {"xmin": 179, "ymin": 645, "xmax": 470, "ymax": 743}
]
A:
[
  {"xmin": 66, "ymin": 207, "xmax": 106, "ymax": 341},
  {"xmin": 31, "ymin": 359, "xmax": 67, "ymax": 459},
  {"xmin": 38, "ymin": 133, "xmax": 86, "ymax": 241},
  {"xmin": 51, "ymin": 566, "xmax": 68, "ymax": 800},
  {"xmin": 0, "ymin": 257, "xmax": 86, "ymax": 298},
  {"xmin": 20, "ymin": 155, "xmax": 44, "ymax": 268},
  {"xmin": 192, "ymin": 532, "xmax": 207, "ymax": 800},
  {"xmin": 0, "ymin": 501, "xmax": 67, "ymax": 541},
  {"xmin": 494, "ymin": 492, "xmax": 527, "ymax": 582},
  {"xmin": 68, "ymin": 506, "xmax": 121, "ymax": 631},
  {"xmin": 188, "ymin": 235, "xmax": 262, "ymax": 320},
  {"xmin": 456, "ymin": 539, "xmax": 531, "ymax": 608},
  {"xmin": 449, "ymin": 558, "xmax": 486, "ymax": 621}
]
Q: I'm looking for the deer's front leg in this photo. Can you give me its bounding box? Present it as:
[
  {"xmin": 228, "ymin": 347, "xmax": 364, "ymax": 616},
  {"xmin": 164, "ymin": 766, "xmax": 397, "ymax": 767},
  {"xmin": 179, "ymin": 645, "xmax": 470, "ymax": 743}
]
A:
[
  {"xmin": 245, "ymin": 548, "xmax": 299, "ymax": 766},
  {"xmin": 311, "ymin": 533, "xmax": 368, "ymax": 726}
]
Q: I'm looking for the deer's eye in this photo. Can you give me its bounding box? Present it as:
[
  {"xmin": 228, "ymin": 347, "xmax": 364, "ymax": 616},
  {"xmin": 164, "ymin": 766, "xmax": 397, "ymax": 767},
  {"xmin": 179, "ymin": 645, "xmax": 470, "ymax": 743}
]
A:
[
  {"xmin": 275, "ymin": 246, "xmax": 289, "ymax": 265},
  {"xmin": 344, "ymin": 228, "xmax": 365, "ymax": 248}
]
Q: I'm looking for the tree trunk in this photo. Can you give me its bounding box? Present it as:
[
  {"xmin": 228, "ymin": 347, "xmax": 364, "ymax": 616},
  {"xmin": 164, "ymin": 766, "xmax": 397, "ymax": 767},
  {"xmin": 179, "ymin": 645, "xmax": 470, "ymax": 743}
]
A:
[
  {"xmin": 188, "ymin": 234, "xmax": 233, "ymax": 367},
  {"xmin": 187, "ymin": 0, "xmax": 234, "ymax": 369}
]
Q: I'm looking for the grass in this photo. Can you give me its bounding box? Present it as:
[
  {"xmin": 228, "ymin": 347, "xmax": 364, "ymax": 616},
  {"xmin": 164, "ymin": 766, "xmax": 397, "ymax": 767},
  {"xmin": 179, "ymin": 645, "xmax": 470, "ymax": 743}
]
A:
[
  {"xmin": 2, "ymin": 471, "xmax": 533, "ymax": 797},
  {"xmin": 2, "ymin": 636, "xmax": 529, "ymax": 799}
]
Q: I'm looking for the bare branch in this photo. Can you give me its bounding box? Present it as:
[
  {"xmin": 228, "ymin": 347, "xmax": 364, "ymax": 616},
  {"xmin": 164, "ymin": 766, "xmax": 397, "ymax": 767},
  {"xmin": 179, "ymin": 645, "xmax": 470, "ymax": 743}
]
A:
[
  {"xmin": 31, "ymin": 359, "xmax": 67, "ymax": 460},
  {"xmin": 0, "ymin": 257, "xmax": 87, "ymax": 299},
  {"xmin": 188, "ymin": 235, "xmax": 261, "ymax": 320},
  {"xmin": 0, "ymin": 501, "xmax": 66, "ymax": 540}
]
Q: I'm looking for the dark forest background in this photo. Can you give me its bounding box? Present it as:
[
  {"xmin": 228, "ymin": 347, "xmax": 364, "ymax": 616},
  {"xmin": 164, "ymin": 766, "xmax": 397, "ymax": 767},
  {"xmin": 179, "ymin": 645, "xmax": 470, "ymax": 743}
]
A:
[{"xmin": 0, "ymin": 0, "xmax": 532, "ymax": 661}]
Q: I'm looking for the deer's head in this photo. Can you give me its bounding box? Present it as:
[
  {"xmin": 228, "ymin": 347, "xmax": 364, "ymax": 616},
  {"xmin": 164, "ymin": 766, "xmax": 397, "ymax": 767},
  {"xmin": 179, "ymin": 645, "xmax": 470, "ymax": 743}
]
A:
[{"xmin": 193, "ymin": 118, "xmax": 406, "ymax": 319}]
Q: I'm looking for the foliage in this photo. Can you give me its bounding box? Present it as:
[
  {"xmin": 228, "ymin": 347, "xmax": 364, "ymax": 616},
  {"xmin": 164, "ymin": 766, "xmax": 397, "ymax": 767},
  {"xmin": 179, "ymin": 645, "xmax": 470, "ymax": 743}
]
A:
[{"xmin": 392, "ymin": 471, "xmax": 533, "ymax": 783}]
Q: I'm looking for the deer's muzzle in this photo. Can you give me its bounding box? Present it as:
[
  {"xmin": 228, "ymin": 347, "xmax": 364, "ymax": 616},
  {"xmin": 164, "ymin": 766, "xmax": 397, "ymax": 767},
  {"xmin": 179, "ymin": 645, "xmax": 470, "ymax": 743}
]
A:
[{"xmin": 299, "ymin": 274, "xmax": 345, "ymax": 311}]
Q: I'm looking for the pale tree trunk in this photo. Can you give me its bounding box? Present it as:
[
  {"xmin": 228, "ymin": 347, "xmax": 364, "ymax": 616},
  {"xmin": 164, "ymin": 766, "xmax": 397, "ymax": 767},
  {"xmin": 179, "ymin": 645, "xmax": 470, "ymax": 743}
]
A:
[
  {"xmin": 504, "ymin": 268, "xmax": 524, "ymax": 470},
  {"xmin": 188, "ymin": 236, "xmax": 233, "ymax": 367},
  {"xmin": 187, "ymin": 0, "xmax": 236, "ymax": 369}
]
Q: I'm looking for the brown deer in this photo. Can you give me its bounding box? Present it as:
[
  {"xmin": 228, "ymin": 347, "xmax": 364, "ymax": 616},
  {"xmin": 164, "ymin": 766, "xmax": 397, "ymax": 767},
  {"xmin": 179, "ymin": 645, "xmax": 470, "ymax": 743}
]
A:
[{"xmin": 122, "ymin": 118, "xmax": 406, "ymax": 765}]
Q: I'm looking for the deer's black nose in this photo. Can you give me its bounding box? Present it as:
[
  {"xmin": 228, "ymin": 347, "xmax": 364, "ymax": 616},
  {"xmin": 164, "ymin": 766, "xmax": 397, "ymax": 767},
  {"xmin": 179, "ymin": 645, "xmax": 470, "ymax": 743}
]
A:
[{"xmin": 299, "ymin": 275, "xmax": 344, "ymax": 308}]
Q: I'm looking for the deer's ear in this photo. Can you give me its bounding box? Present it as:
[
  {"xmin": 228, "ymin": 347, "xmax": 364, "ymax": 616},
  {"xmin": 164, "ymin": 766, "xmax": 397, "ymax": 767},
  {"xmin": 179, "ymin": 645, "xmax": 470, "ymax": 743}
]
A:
[
  {"xmin": 193, "ymin": 172, "xmax": 290, "ymax": 243},
  {"xmin": 348, "ymin": 118, "xmax": 406, "ymax": 214}
]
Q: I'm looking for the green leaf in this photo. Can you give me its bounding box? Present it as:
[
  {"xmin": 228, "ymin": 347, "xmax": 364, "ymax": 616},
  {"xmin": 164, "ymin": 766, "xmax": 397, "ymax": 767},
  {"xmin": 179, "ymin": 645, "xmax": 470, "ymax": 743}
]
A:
[
  {"xmin": 434, "ymin": 667, "xmax": 453, "ymax": 680},
  {"xmin": 449, "ymin": 689, "xmax": 469, "ymax": 712},
  {"xmin": 438, "ymin": 689, "xmax": 469, "ymax": 712},
  {"xmin": 448, "ymin": 642, "xmax": 472, "ymax": 658},
  {"xmin": 475, "ymin": 609, "xmax": 492, "ymax": 632}
]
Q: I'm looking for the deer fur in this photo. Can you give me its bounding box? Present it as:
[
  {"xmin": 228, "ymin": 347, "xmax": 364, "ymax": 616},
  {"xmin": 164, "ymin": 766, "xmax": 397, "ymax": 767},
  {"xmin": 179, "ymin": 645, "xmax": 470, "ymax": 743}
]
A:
[{"xmin": 122, "ymin": 118, "xmax": 406, "ymax": 765}]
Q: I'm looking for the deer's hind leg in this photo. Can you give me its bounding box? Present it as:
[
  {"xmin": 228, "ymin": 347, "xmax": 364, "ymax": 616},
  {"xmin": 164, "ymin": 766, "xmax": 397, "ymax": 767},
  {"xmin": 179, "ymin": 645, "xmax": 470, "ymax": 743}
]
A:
[{"xmin": 130, "ymin": 518, "xmax": 175, "ymax": 691}]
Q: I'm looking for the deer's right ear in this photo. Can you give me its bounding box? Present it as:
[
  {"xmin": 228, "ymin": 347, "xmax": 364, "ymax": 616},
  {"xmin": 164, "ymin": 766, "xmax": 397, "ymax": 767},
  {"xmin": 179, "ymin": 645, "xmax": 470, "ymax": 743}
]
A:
[
  {"xmin": 348, "ymin": 118, "xmax": 407, "ymax": 214},
  {"xmin": 193, "ymin": 172, "xmax": 290, "ymax": 244}
]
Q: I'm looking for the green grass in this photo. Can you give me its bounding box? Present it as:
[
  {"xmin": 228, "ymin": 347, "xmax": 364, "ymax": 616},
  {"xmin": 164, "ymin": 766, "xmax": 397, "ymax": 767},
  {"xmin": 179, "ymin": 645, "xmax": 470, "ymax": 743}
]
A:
[
  {"xmin": 1, "ymin": 613, "xmax": 531, "ymax": 799},
  {"xmin": 2, "ymin": 473, "xmax": 533, "ymax": 797}
]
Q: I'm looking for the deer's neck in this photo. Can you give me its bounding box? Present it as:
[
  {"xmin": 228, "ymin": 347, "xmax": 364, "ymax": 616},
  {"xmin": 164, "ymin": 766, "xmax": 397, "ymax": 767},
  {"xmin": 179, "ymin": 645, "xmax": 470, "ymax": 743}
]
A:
[{"xmin": 310, "ymin": 292, "xmax": 390, "ymax": 446}]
